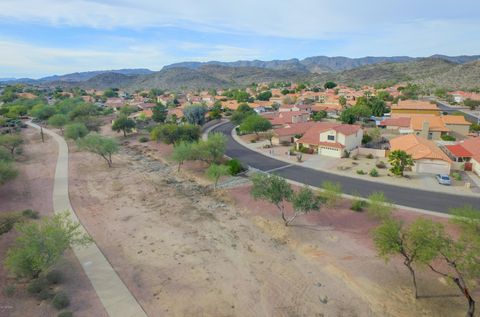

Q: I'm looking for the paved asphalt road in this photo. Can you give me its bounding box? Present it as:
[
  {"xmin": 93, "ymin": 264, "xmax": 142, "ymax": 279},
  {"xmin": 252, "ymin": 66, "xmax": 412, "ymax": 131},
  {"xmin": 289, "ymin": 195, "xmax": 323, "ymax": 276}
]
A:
[
  {"xmin": 436, "ymin": 100, "xmax": 480, "ymax": 124},
  {"xmin": 212, "ymin": 122, "xmax": 480, "ymax": 214}
]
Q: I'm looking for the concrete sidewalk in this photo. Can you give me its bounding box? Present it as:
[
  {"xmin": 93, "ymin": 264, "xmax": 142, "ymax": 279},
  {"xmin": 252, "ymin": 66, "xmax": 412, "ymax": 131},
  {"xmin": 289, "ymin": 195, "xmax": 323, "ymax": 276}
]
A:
[{"xmin": 27, "ymin": 122, "xmax": 148, "ymax": 317}]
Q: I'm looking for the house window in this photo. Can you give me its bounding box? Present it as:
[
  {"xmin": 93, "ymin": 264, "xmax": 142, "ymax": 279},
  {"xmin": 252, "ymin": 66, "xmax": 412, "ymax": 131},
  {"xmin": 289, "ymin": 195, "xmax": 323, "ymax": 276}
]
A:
[{"xmin": 327, "ymin": 135, "xmax": 335, "ymax": 141}]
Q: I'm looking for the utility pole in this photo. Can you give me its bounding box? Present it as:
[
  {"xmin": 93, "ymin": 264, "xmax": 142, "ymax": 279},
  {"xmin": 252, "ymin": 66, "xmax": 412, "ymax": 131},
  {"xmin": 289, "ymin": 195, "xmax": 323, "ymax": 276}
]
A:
[{"xmin": 40, "ymin": 125, "xmax": 44, "ymax": 143}]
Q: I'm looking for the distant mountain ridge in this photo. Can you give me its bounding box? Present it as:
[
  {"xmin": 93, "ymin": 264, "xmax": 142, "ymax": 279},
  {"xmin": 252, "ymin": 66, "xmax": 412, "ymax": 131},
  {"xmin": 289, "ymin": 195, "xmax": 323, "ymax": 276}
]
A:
[
  {"xmin": 162, "ymin": 55, "xmax": 480, "ymax": 74},
  {"xmin": 2, "ymin": 54, "xmax": 479, "ymax": 90}
]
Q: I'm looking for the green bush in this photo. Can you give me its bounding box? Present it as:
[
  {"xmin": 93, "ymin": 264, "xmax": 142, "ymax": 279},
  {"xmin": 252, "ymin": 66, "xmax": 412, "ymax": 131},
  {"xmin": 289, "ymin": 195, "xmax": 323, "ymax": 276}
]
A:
[
  {"xmin": 452, "ymin": 172, "xmax": 462, "ymax": 181},
  {"xmin": 441, "ymin": 134, "xmax": 456, "ymax": 141},
  {"xmin": 375, "ymin": 161, "xmax": 386, "ymax": 169},
  {"xmin": 366, "ymin": 153, "xmax": 374, "ymax": 159},
  {"xmin": 356, "ymin": 169, "xmax": 366, "ymax": 175},
  {"xmin": 227, "ymin": 159, "xmax": 245, "ymax": 175},
  {"xmin": 351, "ymin": 199, "xmax": 367, "ymax": 212},
  {"xmin": 58, "ymin": 311, "xmax": 73, "ymax": 317},
  {"xmin": 138, "ymin": 136, "xmax": 149, "ymax": 143},
  {"xmin": 64, "ymin": 123, "xmax": 88, "ymax": 140},
  {"xmin": 369, "ymin": 168, "xmax": 379, "ymax": 177},
  {"xmin": 46, "ymin": 270, "xmax": 63, "ymax": 285},
  {"xmin": 3, "ymin": 285, "xmax": 15, "ymax": 297},
  {"xmin": 22, "ymin": 209, "xmax": 39, "ymax": 219},
  {"xmin": 0, "ymin": 212, "xmax": 22, "ymax": 235},
  {"xmin": 321, "ymin": 181, "xmax": 342, "ymax": 207},
  {"xmin": 27, "ymin": 277, "xmax": 48, "ymax": 295},
  {"xmin": 52, "ymin": 292, "xmax": 70, "ymax": 310},
  {"xmin": 0, "ymin": 147, "xmax": 12, "ymax": 161},
  {"xmin": 367, "ymin": 192, "xmax": 393, "ymax": 220}
]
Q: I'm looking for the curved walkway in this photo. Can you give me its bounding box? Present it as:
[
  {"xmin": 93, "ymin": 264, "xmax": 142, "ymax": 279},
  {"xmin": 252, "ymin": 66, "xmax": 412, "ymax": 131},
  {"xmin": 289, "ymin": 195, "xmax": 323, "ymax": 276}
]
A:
[
  {"xmin": 212, "ymin": 122, "xmax": 480, "ymax": 214},
  {"xmin": 27, "ymin": 122, "xmax": 148, "ymax": 317}
]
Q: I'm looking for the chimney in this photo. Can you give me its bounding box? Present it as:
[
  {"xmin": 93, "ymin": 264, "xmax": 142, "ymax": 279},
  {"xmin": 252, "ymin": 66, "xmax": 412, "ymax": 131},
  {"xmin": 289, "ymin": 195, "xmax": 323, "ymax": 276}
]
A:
[{"xmin": 420, "ymin": 120, "xmax": 429, "ymax": 139}]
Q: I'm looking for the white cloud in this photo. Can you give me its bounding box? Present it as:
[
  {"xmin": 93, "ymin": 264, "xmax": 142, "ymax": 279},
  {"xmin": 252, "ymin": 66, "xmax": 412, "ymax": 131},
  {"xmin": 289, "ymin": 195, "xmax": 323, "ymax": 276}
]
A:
[{"xmin": 0, "ymin": 38, "xmax": 265, "ymax": 77}]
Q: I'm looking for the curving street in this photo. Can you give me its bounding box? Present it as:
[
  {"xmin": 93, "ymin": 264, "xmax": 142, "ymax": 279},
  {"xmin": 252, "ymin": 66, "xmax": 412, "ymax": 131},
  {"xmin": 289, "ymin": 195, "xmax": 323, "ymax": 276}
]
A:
[{"xmin": 212, "ymin": 122, "xmax": 480, "ymax": 214}]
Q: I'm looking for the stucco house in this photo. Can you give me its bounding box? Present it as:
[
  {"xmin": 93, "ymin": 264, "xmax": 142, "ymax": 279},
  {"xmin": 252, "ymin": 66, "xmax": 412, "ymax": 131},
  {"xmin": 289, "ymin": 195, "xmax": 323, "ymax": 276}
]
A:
[
  {"xmin": 296, "ymin": 123, "xmax": 363, "ymax": 158},
  {"xmin": 443, "ymin": 137, "xmax": 480, "ymax": 175},
  {"xmin": 389, "ymin": 134, "xmax": 452, "ymax": 174}
]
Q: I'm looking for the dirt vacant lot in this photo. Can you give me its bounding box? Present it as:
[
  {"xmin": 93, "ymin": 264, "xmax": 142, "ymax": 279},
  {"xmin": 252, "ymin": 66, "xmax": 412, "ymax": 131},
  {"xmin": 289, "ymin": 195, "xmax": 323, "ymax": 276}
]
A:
[{"xmin": 68, "ymin": 137, "xmax": 474, "ymax": 317}]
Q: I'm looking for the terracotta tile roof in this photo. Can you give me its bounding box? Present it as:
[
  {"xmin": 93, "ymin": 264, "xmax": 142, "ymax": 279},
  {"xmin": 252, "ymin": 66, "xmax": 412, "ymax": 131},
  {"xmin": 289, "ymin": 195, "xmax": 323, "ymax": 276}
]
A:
[
  {"xmin": 268, "ymin": 111, "xmax": 309, "ymax": 125},
  {"xmin": 392, "ymin": 100, "xmax": 439, "ymax": 110},
  {"xmin": 379, "ymin": 117, "xmax": 411, "ymax": 127},
  {"xmin": 317, "ymin": 141, "xmax": 345, "ymax": 149},
  {"xmin": 457, "ymin": 137, "xmax": 480, "ymax": 157},
  {"xmin": 445, "ymin": 144, "xmax": 472, "ymax": 158},
  {"xmin": 297, "ymin": 122, "xmax": 339, "ymax": 145},
  {"xmin": 273, "ymin": 122, "xmax": 317, "ymax": 137},
  {"xmin": 297, "ymin": 123, "xmax": 361, "ymax": 145},
  {"xmin": 389, "ymin": 134, "xmax": 452, "ymax": 162},
  {"xmin": 333, "ymin": 124, "xmax": 362, "ymax": 136},
  {"xmin": 410, "ymin": 116, "xmax": 450, "ymax": 132},
  {"xmin": 441, "ymin": 115, "xmax": 471, "ymax": 125}
]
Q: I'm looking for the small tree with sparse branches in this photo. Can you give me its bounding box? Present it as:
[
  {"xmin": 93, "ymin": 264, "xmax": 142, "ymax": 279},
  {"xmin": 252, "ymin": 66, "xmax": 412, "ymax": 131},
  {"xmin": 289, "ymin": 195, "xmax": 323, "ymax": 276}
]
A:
[
  {"xmin": 77, "ymin": 134, "xmax": 119, "ymax": 167},
  {"xmin": 205, "ymin": 163, "xmax": 230, "ymax": 190},
  {"xmin": 250, "ymin": 173, "xmax": 293, "ymax": 224},
  {"xmin": 286, "ymin": 186, "xmax": 321, "ymax": 226}
]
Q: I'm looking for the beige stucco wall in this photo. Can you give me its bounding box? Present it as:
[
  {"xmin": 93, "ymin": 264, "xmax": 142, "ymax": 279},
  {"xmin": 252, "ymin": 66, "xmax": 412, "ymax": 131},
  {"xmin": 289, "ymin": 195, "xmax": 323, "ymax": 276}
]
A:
[
  {"xmin": 445, "ymin": 124, "xmax": 470, "ymax": 136},
  {"xmin": 472, "ymin": 158, "xmax": 480, "ymax": 176}
]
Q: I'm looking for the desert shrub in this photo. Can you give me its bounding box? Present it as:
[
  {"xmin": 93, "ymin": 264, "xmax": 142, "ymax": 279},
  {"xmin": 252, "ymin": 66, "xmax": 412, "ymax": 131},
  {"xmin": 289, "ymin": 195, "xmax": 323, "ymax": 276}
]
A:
[
  {"xmin": 321, "ymin": 181, "xmax": 342, "ymax": 206},
  {"xmin": 356, "ymin": 169, "xmax": 366, "ymax": 175},
  {"xmin": 343, "ymin": 150, "xmax": 350, "ymax": 158},
  {"xmin": 0, "ymin": 147, "xmax": 12, "ymax": 161},
  {"xmin": 27, "ymin": 277, "xmax": 48, "ymax": 295},
  {"xmin": 46, "ymin": 270, "xmax": 63, "ymax": 285},
  {"xmin": 0, "ymin": 212, "xmax": 22, "ymax": 235},
  {"xmin": 369, "ymin": 168, "xmax": 379, "ymax": 177},
  {"xmin": 15, "ymin": 147, "xmax": 23, "ymax": 156},
  {"xmin": 351, "ymin": 198, "xmax": 367, "ymax": 212},
  {"xmin": 138, "ymin": 136, "xmax": 149, "ymax": 143},
  {"xmin": 58, "ymin": 311, "xmax": 73, "ymax": 317},
  {"xmin": 376, "ymin": 161, "xmax": 386, "ymax": 169},
  {"xmin": 227, "ymin": 159, "xmax": 245, "ymax": 175},
  {"xmin": 366, "ymin": 153, "xmax": 374, "ymax": 159},
  {"xmin": 367, "ymin": 192, "xmax": 393, "ymax": 220},
  {"xmin": 452, "ymin": 172, "xmax": 462, "ymax": 181},
  {"xmin": 37, "ymin": 288, "xmax": 54, "ymax": 300},
  {"xmin": 250, "ymin": 139, "xmax": 256, "ymax": 143},
  {"xmin": 52, "ymin": 292, "xmax": 70, "ymax": 310},
  {"xmin": 352, "ymin": 155, "xmax": 358, "ymax": 160},
  {"xmin": 3, "ymin": 285, "xmax": 15, "ymax": 297},
  {"xmin": 22, "ymin": 209, "xmax": 39, "ymax": 219}
]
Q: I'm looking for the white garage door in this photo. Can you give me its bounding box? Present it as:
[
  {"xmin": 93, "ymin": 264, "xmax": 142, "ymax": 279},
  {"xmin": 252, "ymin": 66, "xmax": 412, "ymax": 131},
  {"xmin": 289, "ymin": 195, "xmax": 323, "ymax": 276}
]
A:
[
  {"xmin": 319, "ymin": 147, "xmax": 341, "ymax": 158},
  {"xmin": 415, "ymin": 160, "xmax": 450, "ymax": 174}
]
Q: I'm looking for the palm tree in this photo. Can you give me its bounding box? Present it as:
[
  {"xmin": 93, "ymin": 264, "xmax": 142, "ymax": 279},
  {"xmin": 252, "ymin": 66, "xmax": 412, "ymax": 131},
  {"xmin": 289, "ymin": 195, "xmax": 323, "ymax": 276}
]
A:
[{"xmin": 388, "ymin": 150, "xmax": 414, "ymax": 176}]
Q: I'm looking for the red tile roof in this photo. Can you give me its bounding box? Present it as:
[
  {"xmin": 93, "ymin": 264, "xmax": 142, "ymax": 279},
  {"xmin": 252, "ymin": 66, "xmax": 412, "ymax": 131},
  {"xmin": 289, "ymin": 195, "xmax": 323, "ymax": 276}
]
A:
[
  {"xmin": 379, "ymin": 117, "xmax": 411, "ymax": 127},
  {"xmin": 296, "ymin": 123, "xmax": 361, "ymax": 145},
  {"xmin": 445, "ymin": 144, "xmax": 473, "ymax": 158},
  {"xmin": 317, "ymin": 141, "xmax": 345, "ymax": 149},
  {"xmin": 273, "ymin": 122, "xmax": 317, "ymax": 137}
]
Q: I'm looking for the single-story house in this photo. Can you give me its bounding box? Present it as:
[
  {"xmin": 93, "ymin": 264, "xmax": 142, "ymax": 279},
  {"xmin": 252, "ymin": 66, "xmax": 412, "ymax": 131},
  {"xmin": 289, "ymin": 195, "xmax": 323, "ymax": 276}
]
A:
[
  {"xmin": 441, "ymin": 115, "xmax": 471, "ymax": 136},
  {"xmin": 272, "ymin": 122, "xmax": 317, "ymax": 145},
  {"xmin": 296, "ymin": 123, "xmax": 363, "ymax": 158},
  {"xmin": 378, "ymin": 117, "xmax": 411, "ymax": 131},
  {"xmin": 443, "ymin": 137, "xmax": 480, "ymax": 174},
  {"xmin": 389, "ymin": 134, "xmax": 452, "ymax": 174},
  {"xmin": 410, "ymin": 115, "xmax": 450, "ymax": 140}
]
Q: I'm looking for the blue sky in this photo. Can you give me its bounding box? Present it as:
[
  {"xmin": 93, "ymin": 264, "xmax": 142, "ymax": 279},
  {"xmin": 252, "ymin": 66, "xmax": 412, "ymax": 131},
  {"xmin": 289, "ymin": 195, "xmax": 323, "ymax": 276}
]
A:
[{"xmin": 1, "ymin": 0, "xmax": 479, "ymax": 78}]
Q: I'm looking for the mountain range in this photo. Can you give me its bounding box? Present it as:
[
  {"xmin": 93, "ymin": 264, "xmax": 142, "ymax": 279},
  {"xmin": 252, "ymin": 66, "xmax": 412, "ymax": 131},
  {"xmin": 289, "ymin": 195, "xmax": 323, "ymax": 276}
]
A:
[{"xmin": 2, "ymin": 55, "xmax": 479, "ymax": 90}]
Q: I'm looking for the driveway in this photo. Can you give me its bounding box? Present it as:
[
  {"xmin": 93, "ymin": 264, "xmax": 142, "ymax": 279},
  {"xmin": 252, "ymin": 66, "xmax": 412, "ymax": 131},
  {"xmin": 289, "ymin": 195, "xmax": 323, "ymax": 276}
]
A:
[{"xmin": 212, "ymin": 122, "xmax": 480, "ymax": 214}]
